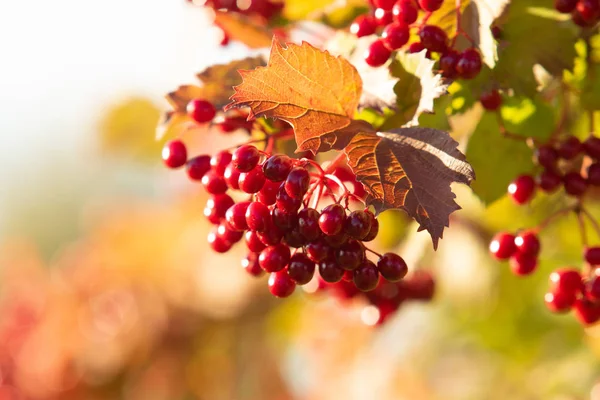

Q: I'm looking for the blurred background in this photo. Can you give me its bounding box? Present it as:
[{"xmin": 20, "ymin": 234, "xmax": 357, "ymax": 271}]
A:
[{"xmin": 1, "ymin": 1, "xmax": 600, "ymax": 399}]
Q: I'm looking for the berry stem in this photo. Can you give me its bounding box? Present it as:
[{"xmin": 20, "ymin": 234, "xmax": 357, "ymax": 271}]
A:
[
  {"xmin": 495, "ymin": 113, "xmax": 538, "ymax": 145},
  {"xmin": 324, "ymin": 152, "xmax": 348, "ymax": 174},
  {"xmin": 581, "ymin": 207, "xmax": 600, "ymax": 239},
  {"xmin": 548, "ymin": 83, "xmax": 570, "ymax": 143},
  {"xmin": 577, "ymin": 208, "xmax": 589, "ymax": 247},
  {"xmin": 534, "ymin": 204, "xmax": 579, "ymax": 233},
  {"xmin": 364, "ymin": 246, "xmax": 383, "ymax": 258},
  {"xmin": 590, "ymin": 110, "xmax": 596, "ymax": 136}
]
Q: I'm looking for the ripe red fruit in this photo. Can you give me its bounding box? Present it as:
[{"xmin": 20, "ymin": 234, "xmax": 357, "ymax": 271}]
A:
[
  {"xmin": 585, "ymin": 247, "xmax": 600, "ymax": 265},
  {"xmin": 336, "ymin": 239, "xmax": 365, "ymax": 270},
  {"xmin": 298, "ymin": 208, "xmax": 321, "ymax": 241},
  {"xmin": 256, "ymin": 223, "xmax": 284, "ymax": 246},
  {"xmin": 224, "ymin": 164, "xmax": 241, "ymax": 190},
  {"xmin": 382, "ymin": 22, "xmax": 410, "ymax": 50},
  {"xmin": 563, "ymin": 172, "xmax": 587, "ymax": 197},
  {"xmin": 408, "ymin": 42, "xmax": 426, "ymax": 54},
  {"xmin": 324, "ymin": 231, "xmax": 349, "ymax": 248},
  {"xmin": 186, "ymin": 154, "xmax": 211, "ymax": 180},
  {"xmin": 509, "ymin": 252, "xmax": 538, "ymax": 276},
  {"xmin": 572, "ymin": 9, "xmax": 596, "ymax": 26},
  {"xmin": 375, "ymin": 0, "xmax": 397, "ymax": 10},
  {"xmin": 583, "ymin": 136, "xmax": 600, "ymax": 159},
  {"xmin": 259, "ymin": 244, "xmax": 291, "ymax": 272},
  {"xmin": 549, "ymin": 268, "xmax": 584, "ymax": 295},
  {"xmin": 187, "ymin": 99, "xmax": 216, "ymax": 123},
  {"xmin": 319, "ymin": 259, "xmax": 345, "ymax": 283},
  {"xmin": 362, "ymin": 211, "xmax": 379, "ymax": 242},
  {"xmin": 588, "ymin": 163, "xmax": 600, "ymax": 186},
  {"xmin": 392, "ymin": 0, "xmax": 419, "ymax": 24},
  {"xmin": 306, "ymin": 240, "xmax": 331, "ymax": 263},
  {"xmin": 232, "ymin": 145, "xmax": 260, "ymax": 172},
  {"xmin": 418, "ymin": 0, "xmax": 444, "ymax": 12},
  {"xmin": 272, "ymin": 207, "xmax": 298, "ymax": 231},
  {"xmin": 354, "ymin": 261, "xmax": 380, "ymax": 291},
  {"xmin": 439, "ymin": 50, "xmax": 459, "ymax": 78},
  {"xmin": 268, "ymin": 271, "xmax": 296, "ymax": 298},
  {"xmin": 263, "ymin": 154, "xmax": 293, "ymax": 182},
  {"xmin": 287, "ymin": 253, "xmax": 316, "ymax": 284},
  {"xmin": 573, "ymin": 298, "xmax": 600, "ymax": 325},
  {"xmin": 377, "ymin": 253, "xmax": 408, "ymax": 282},
  {"xmin": 489, "ymin": 232, "xmax": 517, "ymax": 260},
  {"xmin": 283, "ymin": 230, "xmax": 306, "ymax": 248},
  {"xmin": 202, "ymin": 170, "xmax": 229, "ymax": 194},
  {"xmin": 162, "ymin": 140, "xmax": 188, "ymax": 169},
  {"xmin": 586, "ymin": 274, "xmax": 600, "ymax": 302},
  {"xmin": 365, "ymin": 39, "xmax": 392, "ymax": 67},
  {"xmin": 507, "ymin": 175, "xmax": 536, "ymax": 204},
  {"xmin": 245, "ymin": 202, "xmax": 271, "ymax": 232},
  {"xmin": 350, "ymin": 15, "xmax": 377, "ymax": 38},
  {"xmin": 276, "ymin": 183, "xmax": 302, "ymax": 212},
  {"xmin": 538, "ymin": 170, "xmax": 562, "ymax": 193},
  {"xmin": 225, "ymin": 201, "xmax": 251, "ymax": 231},
  {"xmin": 514, "ymin": 231, "xmax": 540, "ymax": 257},
  {"xmin": 210, "ymin": 150, "xmax": 232, "ymax": 176},
  {"xmin": 455, "ymin": 48, "xmax": 482, "ymax": 79},
  {"xmin": 557, "ymin": 136, "xmax": 582, "ymax": 160},
  {"xmin": 257, "ymin": 179, "xmax": 280, "ymax": 205},
  {"xmin": 242, "ymin": 252, "xmax": 263, "ymax": 277},
  {"xmin": 418, "ymin": 25, "xmax": 448, "ymax": 52},
  {"xmin": 216, "ymin": 223, "xmax": 243, "ymax": 244},
  {"xmin": 374, "ymin": 8, "xmax": 394, "ymax": 26},
  {"xmin": 576, "ymin": 0, "xmax": 600, "ymax": 21},
  {"xmin": 535, "ymin": 145, "xmax": 559, "ymax": 169},
  {"xmin": 245, "ymin": 230, "xmax": 267, "ymax": 253},
  {"xmin": 544, "ymin": 291, "xmax": 576, "ymax": 313},
  {"xmin": 208, "ymin": 229, "xmax": 232, "ymax": 253},
  {"xmin": 554, "ymin": 0, "xmax": 577, "ymax": 13},
  {"xmin": 284, "ymin": 167, "xmax": 310, "ymax": 199},
  {"xmin": 480, "ymin": 89, "xmax": 502, "ymax": 111},
  {"xmin": 319, "ymin": 204, "xmax": 347, "ymax": 236},
  {"xmin": 239, "ymin": 165, "xmax": 266, "ymax": 193},
  {"xmin": 204, "ymin": 194, "xmax": 235, "ymax": 224},
  {"xmin": 345, "ymin": 210, "xmax": 372, "ymax": 240}
]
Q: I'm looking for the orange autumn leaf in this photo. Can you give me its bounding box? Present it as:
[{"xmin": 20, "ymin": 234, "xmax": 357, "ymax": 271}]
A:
[
  {"xmin": 227, "ymin": 39, "xmax": 373, "ymax": 153},
  {"xmin": 214, "ymin": 11, "xmax": 273, "ymax": 49}
]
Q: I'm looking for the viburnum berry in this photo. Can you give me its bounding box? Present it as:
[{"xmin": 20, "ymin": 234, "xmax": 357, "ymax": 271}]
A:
[
  {"xmin": 418, "ymin": 0, "xmax": 444, "ymax": 12},
  {"xmin": 362, "ymin": 211, "xmax": 379, "ymax": 242},
  {"xmin": 336, "ymin": 239, "xmax": 365, "ymax": 270},
  {"xmin": 382, "ymin": 22, "xmax": 410, "ymax": 50},
  {"xmin": 325, "ymin": 231, "xmax": 349, "ymax": 248},
  {"xmin": 586, "ymin": 274, "xmax": 600, "ymax": 302},
  {"xmin": 232, "ymin": 145, "xmax": 260, "ymax": 172},
  {"xmin": 510, "ymin": 252, "xmax": 537, "ymax": 276},
  {"xmin": 256, "ymin": 223, "xmax": 284, "ymax": 246},
  {"xmin": 239, "ymin": 165, "xmax": 266, "ymax": 193},
  {"xmin": 439, "ymin": 50, "xmax": 459, "ymax": 78},
  {"xmin": 216, "ymin": 222, "xmax": 243, "ymax": 244},
  {"xmin": 187, "ymin": 99, "xmax": 216, "ymax": 123},
  {"xmin": 208, "ymin": 229, "xmax": 232, "ymax": 253},
  {"xmin": 576, "ymin": 0, "xmax": 600, "ymax": 21},
  {"xmin": 514, "ymin": 231, "xmax": 540, "ymax": 257},
  {"xmin": 544, "ymin": 291, "xmax": 576, "ymax": 313},
  {"xmin": 245, "ymin": 201, "xmax": 271, "ymax": 232},
  {"xmin": 210, "ymin": 150, "xmax": 232, "ymax": 176},
  {"xmin": 538, "ymin": 170, "xmax": 562, "ymax": 193},
  {"xmin": 374, "ymin": 8, "xmax": 394, "ymax": 26},
  {"xmin": 272, "ymin": 207, "xmax": 297, "ymax": 231},
  {"xmin": 535, "ymin": 145, "xmax": 559, "ymax": 169},
  {"xmin": 480, "ymin": 89, "xmax": 502, "ymax": 111},
  {"xmin": 585, "ymin": 247, "xmax": 600, "ymax": 265},
  {"xmin": 186, "ymin": 154, "xmax": 211, "ymax": 180},
  {"xmin": 455, "ymin": 48, "xmax": 482, "ymax": 79},
  {"xmin": 557, "ymin": 136, "xmax": 582, "ymax": 160},
  {"xmin": 287, "ymin": 253, "xmax": 316, "ymax": 285},
  {"xmin": 283, "ymin": 230, "xmax": 306, "ymax": 248},
  {"xmin": 374, "ymin": 0, "xmax": 397, "ymax": 10},
  {"xmin": 418, "ymin": 25, "xmax": 448, "ymax": 53},
  {"xmin": 204, "ymin": 194, "xmax": 235, "ymax": 224},
  {"xmin": 276, "ymin": 183, "xmax": 302, "ymax": 212},
  {"xmin": 225, "ymin": 201, "xmax": 251, "ymax": 231},
  {"xmin": 245, "ymin": 230, "xmax": 267, "ymax": 253},
  {"xmin": 259, "ymin": 244, "xmax": 291, "ymax": 273},
  {"xmin": 489, "ymin": 232, "xmax": 517, "ymax": 260},
  {"xmin": 162, "ymin": 140, "xmax": 188, "ymax": 169},
  {"xmin": 350, "ymin": 15, "xmax": 377, "ymax": 38},
  {"xmin": 319, "ymin": 258, "xmax": 345, "ymax": 283},
  {"xmin": 365, "ymin": 39, "xmax": 392, "ymax": 67},
  {"xmin": 242, "ymin": 252, "xmax": 263, "ymax": 277},
  {"xmin": 549, "ymin": 268, "xmax": 584, "ymax": 295},
  {"xmin": 284, "ymin": 167, "xmax": 310, "ymax": 199},
  {"xmin": 393, "ymin": 0, "xmax": 419, "ymax": 24},
  {"xmin": 573, "ymin": 298, "xmax": 600, "ymax": 325},
  {"xmin": 344, "ymin": 210, "xmax": 372, "ymax": 240},
  {"xmin": 319, "ymin": 204, "xmax": 347, "ymax": 236},
  {"xmin": 554, "ymin": 0, "xmax": 578, "ymax": 13},
  {"xmin": 298, "ymin": 208, "xmax": 321, "ymax": 241},
  {"xmin": 587, "ymin": 163, "xmax": 600, "ymax": 186},
  {"xmin": 263, "ymin": 154, "xmax": 293, "ymax": 182},
  {"xmin": 353, "ymin": 260, "xmax": 380, "ymax": 291},
  {"xmin": 563, "ymin": 172, "xmax": 587, "ymax": 197},
  {"xmin": 572, "ymin": 9, "xmax": 596, "ymax": 26},
  {"xmin": 224, "ymin": 163, "xmax": 241, "ymax": 190},
  {"xmin": 202, "ymin": 170, "xmax": 229, "ymax": 194},
  {"xmin": 257, "ymin": 179, "xmax": 280, "ymax": 205},
  {"xmin": 268, "ymin": 271, "xmax": 296, "ymax": 298},
  {"xmin": 306, "ymin": 240, "xmax": 331, "ymax": 263},
  {"xmin": 377, "ymin": 253, "xmax": 408, "ymax": 282},
  {"xmin": 507, "ymin": 175, "xmax": 536, "ymax": 204},
  {"xmin": 583, "ymin": 136, "xmax": 600, "ymax": 159},
  {"xmin": 408, "ymin": 42, "xmax": 426, "ymax": 54}
]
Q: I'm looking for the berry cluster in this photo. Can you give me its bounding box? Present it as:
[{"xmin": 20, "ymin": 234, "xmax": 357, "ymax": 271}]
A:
[
  {"xmin": 554, "ymin": 0, "xmax": 600, "ymax": 27},
  {"xmin": 506, "ymin": 135, "xmax": 600, "ymax": 205},
  {"xmin": 162, "ymin": 97, "xmax": 424, "ymax": 324},
  {"xmin": 489, "ymin": 230, "xmax": 541, "ymax": 276},
  {"xmin": 350, "ymin": 0, "xmax": 482, "ymax": 79}
]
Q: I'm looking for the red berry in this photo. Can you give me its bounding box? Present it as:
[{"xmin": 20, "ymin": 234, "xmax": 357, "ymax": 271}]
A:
[
  {"xmin": 256, "ymin": 222, "xmax": 283, "ymax": 246},
  {"xmin": 586, "ymin": 274, "xmax": 600, "ymax": 302},
  {"xmin": 418, "ymin": 25, "xmax": 448, "ymax": 53},
  {"xmin": 276, "ymin": 183, "xmax": 302, "ymax": 212},
  {"xmin": 259, "ymin": 244, "xmax": 291, "ymax": 273},
  {"xmin": 554, "ymin": 0, "xmax": 578, "ymax": 13},
  {"xmin": 319, "ymin": 259, "xmax": 345, "ymax": 283},
  {"xmin": 350, "ymin": 15, "xmax": 377, "ymax": 38},
  {"xmin": 210, "ymin": 151, "xmax": 232, "ymax": 176},
  {"xmin": 544, "ymin": 291, "xmax": 576, "ymax": 313},
  {"xmin": 455, "ymin": 48, "xmax": 482, "ymax": 79},
  {"xmin": 272, "ymin": 207, "xmax": 298, "ymax": 231},
  {"xmin": 283, "ymin": 230, "xmax": 306, "ymax": 248},
  {"xmin": 284, "ymin": 167, "xmax": 310, "ymax": 199},
  {"xmin": 187, "ymin": 99, "xmax": 216, "ymax": 123},
  {"xmin": 225, "ymin": 201, "xmax": 251, "ymax": 231},
  {"xmin": 418, "ymin": 0, "xmax": 444, "ymax": 12},
  {"xmin": 365, "ymin": 39, "xmax": 392, "ymax": 67},
  {"xmin": 535, "ymin": 145, "xmax": 559, "ymax": 169},
  {"xmin": 439, "ymin": 50, "xmax": 459, "ymax": 78},
  {"xmin": 287, "ymin": 253, "xmax": 316, "ymax": 284},
  {"xmin": 162, "ymin": 140, "xmax": 188, "ymax": 169},
  {"xmin": 489, "ymin": 232, "xmax": 517, "ymax": 260},
  {"xmin": 224, "ymin": 163, "xmax": 241, "ymax": 190},
  {"xmin": 204, "ymin": 194, "xmax": 235, "ymax": 224},
  {"xmin": 245, "ymin": 230, "xmax": 267, "ymax": 253},
  {"xmin": 377, "ymin": 253, "xmax": 408, "ymax": 282},
  {"xmin": 374, "ymin": 8, "xmax": 394, "ymax": 26},
  {"xmin": 508, "ymin": 174, "xmax": 536, "ymax": 204},
  {"xmin": 573, "ymin": 298, "xmax": 600, "ymax": 325},
  {"xmin": 245, "ymin": 201, "xmax": 271, "ymax": 232},
  {"xmin": 480, "ymin": 89, "xmax": 502, "ymax": 111},
  {"xmin": 393, "ymin": 0, "xmax": 419, "ymax": 24},
  {"xmin": 585, "ymin": 247, "xmax": 600, "ymax": 265},
  {"xmin": 345, "ymin": 210, "xmax": 372, "ymax": 240},
  {"xmin": 509, "ymin": 252, "xmax": 538, "ymax": 276},
  {"xmin": 382, "ymin": 22, "xmax": 410, "ymax": 50},
  {"xmin": 549, "ymin": 268, "xmax": 584, "ymax": 295},
  {"xmin": 538, "ymin": 170, "xmax": 562, "ymax": 193},
  {"xmin": 563, "ymin": 172, "xmax": 587, "ymax": 197},
  {"xmin": 375, "ymin": 0, "xmax": 397, "ymax": 10},
  {"xmin": 576, "ymin": 0, "xmax": 600, "ymax": 21},
  {"xmin": 588, "ymin": 163, "xmax": 600, "ymax": 186},
  {"xmin": 319, "ymin": 204, "xmax": 346, "ymax": 236},
  {"xmin": 202, "ymin": 170, "xmax": 228, "ymax": 194},
  {"xmin": 306, "ymin": 240, "xmax": 331, "ymax": 263},
  {"xmin": 353, "ymin": 261, "xmax": 380, "ymax": 291},
  {"xmin": 557, "ymin": 136, "xmax": 582, "ymax": 160},
  {"xmin": 362, "ymin": 211, "xmax": 379, "ymax": 242},
  {"xmin": 239, "ymin": 165, "xmax": 266, "ymax": 194},
  {"xmin": 216, "ymin": 222, "xmax": 243, "ymax": 244},
  {"xmin": 583, "ymin": 136, "xmax": 600, "ymax": 159},
  {"xmin": 336, "ymin": 239, "xmax": 365, "ymax": 270},
  {"xmin": 232, "ymin": 145, "xmax": 260, "ymax": 172},
  {"xmin": 514, "ymin": 231, "xmax": 540, "ymax": 257},
  {"xmin": 242, "ymin": 252, "xmax": 263, "ymax": 277},
  {"xmin": 324, "ymin": 231, "xmax": 349, "ymax": 248},
  {"xmin": 268, "ymin": 271, "xmax": 296, "ymax": 298},
  {"xmin": 572, "ymin": 9, "xmax": 595, "ymax": 26},
  {"xmin": 186, "ymin": 154, "xmax": 211, "ymax": 180},
  {"xmin": 408, "ymin": 42, "xmax": 426, "ymax": 54},
  {"xmin": 257, "ymin": 179, "xmax": 280, "ymax": 205},
  {"xmin": 298, "ymin": 208, "xmax": 321, "ymax": 241},
  {"xmin": 208, "ymin": 228, "xmax": 232, "ymax": 253},
  {"xmin": 263, "ymin": 154, "xmax": 293, "ymax": 182}
]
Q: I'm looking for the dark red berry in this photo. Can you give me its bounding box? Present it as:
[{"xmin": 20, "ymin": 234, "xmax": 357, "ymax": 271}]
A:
[
  {"xmin": 216, "ymin": 222, "xmax": 243, "ymax": 244},
  {"xmin": 345, "ymin": 210, "xmax": 372, "ymax": 240},
  {"xmin": 306, "ymin": 240, "xmax": 331, "ymax": 263},
  {"xmin": 362, "ymin": 211, "xmax": 379, "ymax": 242},
  {"xmin": 162, "ymin": 140, "xmax": 187, "ymax": 169},
  {"xmin": 365, "ymin": 39, "xmax": 392, "ymax": 67},
  {"xmin": 572, "ymin": 9, "xmax": 595, "ymax": 26},
  {"xmin": 549, "ymin": 268, "xmax": 584, "ymax": 295},
  {"xmin": 350, "ymin": 15, "xmax": 377, "ymax": 37},
  {"xmin": 374, "ymin": 0, "xmax": 396, "ymax": 10},
  {"xmin": 245, "ymin": 202, "xmax": 271, "ymax": 232},
  {"xmin": 557, "ymin": 136, "xmax": 583, "ymax": 160},
  {"xmin": 284, "ymin": 167, "xmax": 310, "ymax": 199},
  {"xmin": 535, "ymin": 145, "xmax": 559, "ymax": 169},
  {"xmin": 510, "ymin": 252, "xmax": 538, "ymax": 276},
  {"xmin": 298, "ymin": 208, "xmax": 321, "ymax": 241},
  {"xmin": 374, "ymin": 8, "xmax": 394, "ymax": 26},
  {"xmin": 514, "ymin": 231, "xmax": 540, "ymax": 257},
  {"xmin": 268, "ymin": 271, "xmax": 296, "ymax": 298},
  {"xmin": 256, "ymin": 222, "xmax": 283, "ymax": 246},
  {"xmin": 586, "ymin": 274, "xmax": 600, "ymax": 302},
  {"xmin": 544, "ymin": 291, "xmax": 576, "ymax": 313},
  {"xmin": 538, "ymin": 170, "xmax": 562, "ymax": 193},
  {"xmin": 242, "ymin": 252, "xmax": 263, "ymax": 277},
  {"xmin": 377, "ymin": 253, "xmax": 408, "ymax": 282},
  {"xmin": 257, "ymin": 179, "xmax": 280, "ymax": 205},
  {"xmin": 554, "ymin": 0, "xmax": 578, "ymax": 13},
  {"xmin": 392, "ymin": 0, "xmax": 419, "ymax": 24},
  {"xmin": 418, "ymin": 25, "xmax": 448, "ymax": 53},
  {"xmin": 583, "ymin": 136, "xmax": 600, "ymax": 159},
  {"xmin": 245, "ymin": 230, "xmax": 267, "ymax": 253},
  {"xmin": 480, "ymin": 89, "xmax": 502, "ymax": 111},
  {"xmin": 408, "ymin": 42, "xmax": 426, "ymax": 54},
  {"xmin": 239, "ymin": 165, "xmax": 266, "ymax": 194},
  {"xmin": 210, "ymin": 151, "xmax": 232, "ymax": 176},
  {"xmin": 263, "ymin": 154, "xmax": 293, "ymax": 182},
  {"xmin": 576, "ymin": 0, "xmax": 600, "ymax": 21},
  {"xmin": 573, "ymin": 298, "xmax": 600, "ymax": 325},
  {"xmin": 204, "ymin": 194, "xmax": 235, "ymax": 224},
  {"xmin": 585, "ymin": 247, "xmax": 600, "ymax": 265},
  {"xmin": 489, "ymin": 232, "xmax": 516, "ymax": 260},
  {"xmin": 287, "ymin": 253, "xmax": 316, "ymax": 284},
  {"xmin": 418, "ymin": 0, "xmax": 444, "ymax": 12},
  {"xmin": 224, "ymin": 163, "xmax": 241, "ymax": 190},
  {"xmin": 455, "ymin": 48, "xmax": 482, "ymax": 79},
  {"xmin": 354, "ymin": 261, "xmax": 380, "ymax": 291},
  {"xmin": 272, "ymin": 207, "xmax": 298, "ymax": 231},
  {"xmin": 259, "ymin": 244, "xmax": 291, "ymax": 273},
  {"xmin": 208, "ymin": 228, "xmax": 232, "ymax": 253},
  {"xmin": 336, "ymin": 239, "xmax": 365, "ymax": 270},
  {"xmin": 187, "ymin": 99, "xmax": 216, "ymax": 123},
  {"xmin": 319, "ymin": 204, "xmax": 346, "ymax": 236},
  {"xmin": 507, "ymin": 175, "xmax": 536, "ymax": 204},
  {"xmin": 186, "ymin": 154, "xmax": 211, "ymax": 180},
  {"xmin": 232, "ymin": 145, "xmax": 260, "ymax": 172},
  {"xmin": 202, "ymin": 170, "xmax": 228, "ymax": 194},
  {"xmin": 276, "ymin": 184, "xmax": 302, "ymax": 212},
  {"xmin": 382, "ymin": 22, "xmax": 410, "ymax": 50},
  {"xmin": 319, "ymin": 259, "xmax": 345, "ymax": 283},
  {"xmin": 283, "ymin": 230, "xmax": 306, "ymax": 248},
  {"xmin": 563, "ymin": 172, "xmax": 587, "ymax": 197},
  {"xmin": 226, "ymin": 201, "xmax": 251, "ymax": 231},
  {"xmin": 439, "ymin": 50, "xmax": 459, "ymax": 78},
  {"xmin": 324, "ymin": 231, "xmax": 349, "ymax": 248},
  {"xmin": 588, "ymin": 163, "xmax": 600, "ymax": 186}
]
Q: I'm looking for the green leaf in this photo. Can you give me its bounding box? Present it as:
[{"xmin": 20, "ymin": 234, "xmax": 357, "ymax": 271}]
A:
[
  {"xmin": 447, "ymin": 66, "xmax": 493, "ymax": 115},
  {"xmin": 499, "ymin": 96, "xmax": 555, "ymax": 139},
  {"xmin": 466, "ymin": 113, "xmax": 536, "ymax": 204},
  {"xmin": 566, "ymin": 35, "xmax": 600, "ymax": 111}
]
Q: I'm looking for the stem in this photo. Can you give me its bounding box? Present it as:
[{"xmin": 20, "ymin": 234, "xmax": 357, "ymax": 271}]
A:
[
  {"xmin": 590, "ymin": 110, "xmax": 596, "ymax": 135},
  {"xmin": 364, "ymin": 246, "xmax": 382, "ymax": 258},
  {"xmin": 495, "ymin": 113, "xmax": 535, "ymax": 144},
  {"xmin": 323, "ymin": 152, "xmax": 347, "ymax": 174},
  {"xmin": 581, "ymin": 207, "xmax": 600, "ymax": 239},
  {"xmin": 577, "ymin": 210, "xmax": 589, "ymax": 247},
  {"xmin": 534, "ymin": 204, "xmax": 579, "ymax": 233}
]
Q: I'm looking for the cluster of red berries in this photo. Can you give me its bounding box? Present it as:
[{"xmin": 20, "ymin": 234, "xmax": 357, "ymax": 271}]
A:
[
  {"xmin": 506, "ymin": 136, "xmax": 600, "ymax": 205},
  {"xmin": 489, "ymin": 230, "xmax": 541, "ymax": 276},
  {"xmin": 350, "ymin": 0, "xmax": 482, "ymax": 79},
  {"xmin": 555, "ymin": 0, "xmax": 600, "ymax": 27}
]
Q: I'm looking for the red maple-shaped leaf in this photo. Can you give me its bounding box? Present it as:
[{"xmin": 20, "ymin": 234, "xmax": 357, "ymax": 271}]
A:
[{"xmin": 344, "ymin": 127, "xmax": 475, "ymax": 249}]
